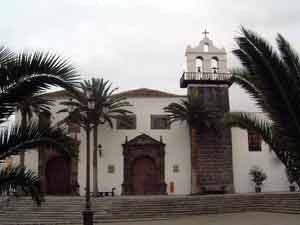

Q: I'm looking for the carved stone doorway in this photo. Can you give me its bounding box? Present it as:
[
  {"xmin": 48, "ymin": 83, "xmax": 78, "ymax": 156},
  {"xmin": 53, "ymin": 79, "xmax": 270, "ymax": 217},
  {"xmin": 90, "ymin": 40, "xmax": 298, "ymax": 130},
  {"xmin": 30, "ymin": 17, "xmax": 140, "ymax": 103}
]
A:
[{"xmin": 122, "ymin": 134, "xmax": 167, "ymax": 195}]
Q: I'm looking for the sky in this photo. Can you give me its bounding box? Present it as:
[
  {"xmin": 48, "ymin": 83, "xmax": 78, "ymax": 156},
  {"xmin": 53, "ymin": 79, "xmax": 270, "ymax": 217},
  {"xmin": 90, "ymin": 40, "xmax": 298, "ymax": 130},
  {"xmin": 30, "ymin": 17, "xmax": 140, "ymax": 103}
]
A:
[{"xmin": 2, "ymin": 0, "xmax": 300, "ymax": 111}]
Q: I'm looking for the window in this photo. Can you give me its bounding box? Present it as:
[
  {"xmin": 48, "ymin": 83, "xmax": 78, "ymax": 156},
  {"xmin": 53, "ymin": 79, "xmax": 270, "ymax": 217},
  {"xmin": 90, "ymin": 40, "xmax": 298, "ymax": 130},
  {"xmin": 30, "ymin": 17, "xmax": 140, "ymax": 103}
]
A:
[
  {"xmin": 108, "ymin": 165, "xmax": 115, "ymax": 174},
  {"xmin": 151, "ymin": 115, "xmax": 170, "ymax": 129},
  {"xmin": 116, "ymin": 115, "xmax": 136, "ymax": 129},
  {"xmin": 211, "ymin": 57, "xmax": 219, "ymax": 73},
  {"xmin": 248, "ymin": 130, "xmax": 262, "ymax": 152}
]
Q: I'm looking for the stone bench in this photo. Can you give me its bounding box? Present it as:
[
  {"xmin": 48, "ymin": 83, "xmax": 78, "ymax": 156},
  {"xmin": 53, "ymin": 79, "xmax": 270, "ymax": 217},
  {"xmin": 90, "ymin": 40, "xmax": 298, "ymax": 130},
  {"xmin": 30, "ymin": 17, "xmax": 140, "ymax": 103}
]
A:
[{"xmin": 97, "ymin": 187, "xmax": 116, "ymax": 197}]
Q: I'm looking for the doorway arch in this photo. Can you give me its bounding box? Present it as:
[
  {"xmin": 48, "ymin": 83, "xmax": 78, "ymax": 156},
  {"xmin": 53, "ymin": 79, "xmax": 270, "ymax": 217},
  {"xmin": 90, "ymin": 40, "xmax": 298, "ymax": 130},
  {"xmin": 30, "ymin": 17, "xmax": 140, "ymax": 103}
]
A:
[
  {"xmin": 122, "ymin": 134, "xmax": 167, "ymax": 195},
  {"xmin": 45, "ymin": 157, "xmax": 71, "ymax": 195}
]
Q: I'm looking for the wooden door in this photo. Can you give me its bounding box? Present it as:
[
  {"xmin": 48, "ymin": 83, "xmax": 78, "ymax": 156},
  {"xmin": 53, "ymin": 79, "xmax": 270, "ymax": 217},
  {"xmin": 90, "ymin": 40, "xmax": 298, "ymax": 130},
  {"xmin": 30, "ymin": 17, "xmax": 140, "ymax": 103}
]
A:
[
  {"xmin": 46, "ymin": 157, "xmax": 71, "ymax": 195},
  {"xmin": 132, "ymin": 157, "xmax": 158, "ymax": 195}
]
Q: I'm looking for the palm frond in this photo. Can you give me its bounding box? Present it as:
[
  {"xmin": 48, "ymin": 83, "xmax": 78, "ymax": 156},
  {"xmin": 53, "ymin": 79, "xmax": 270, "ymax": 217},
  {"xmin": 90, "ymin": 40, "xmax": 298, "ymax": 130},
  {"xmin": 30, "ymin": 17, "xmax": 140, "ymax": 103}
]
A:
[
  {"xmin": 0, "ymin": 121, "xmax": 78, "ymax": 160},
  {"xmin": 234, "ymin": 27, "xmax": 300, "ymax": 142},
  {"xmin": 58, "ymin": 77, "xmax": 132, "ymax": 129},
  {"xmin": 0, "ymin": 50, "xmax": 79, "ymax": 121},
  {"xmin": 17, "ymin": 95, "xmax": 54, "ymax": 120},
  {"xmin": 0, "ymin": 166, "xmax": 42, "ymax": 205},
  {"xmin": 164, "ymin": 96, "xmax": 221, "ymax": 132},
  {"xmin": 224, "ymin": 112, "xmax": 273, "ymax": 146}
]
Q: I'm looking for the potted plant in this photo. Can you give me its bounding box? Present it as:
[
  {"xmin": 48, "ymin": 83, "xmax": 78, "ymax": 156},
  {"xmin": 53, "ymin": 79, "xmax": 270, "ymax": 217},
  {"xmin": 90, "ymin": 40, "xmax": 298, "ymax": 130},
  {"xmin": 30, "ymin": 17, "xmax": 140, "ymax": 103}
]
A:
[
  {"xmin": 286, "ymin": 167, "xmax": 296, "ymax": 192},
  {"xmin": 249, "ymin": 166, "xmax": 267, "ymax": 193}
]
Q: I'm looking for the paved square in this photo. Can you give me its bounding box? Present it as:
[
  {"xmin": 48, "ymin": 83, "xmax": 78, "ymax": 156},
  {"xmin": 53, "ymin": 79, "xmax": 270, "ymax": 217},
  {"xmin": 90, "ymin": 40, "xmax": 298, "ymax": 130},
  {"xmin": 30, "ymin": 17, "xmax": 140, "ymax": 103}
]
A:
[{"xmin": 102, "ymin": 212, "xmax": 300, "ymax": 225}]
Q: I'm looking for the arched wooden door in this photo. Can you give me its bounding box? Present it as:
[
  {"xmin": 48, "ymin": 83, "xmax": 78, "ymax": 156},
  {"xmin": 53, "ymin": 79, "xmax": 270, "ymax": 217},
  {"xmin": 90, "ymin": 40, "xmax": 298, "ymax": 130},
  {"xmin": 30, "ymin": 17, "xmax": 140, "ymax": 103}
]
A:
[
  {"xmin": 46, "ymin": 157, "xmax": 71, "ymax": 195},
  {"xmin": 132, "ymin": 157, "xmax": 159, "ymax": 195}
]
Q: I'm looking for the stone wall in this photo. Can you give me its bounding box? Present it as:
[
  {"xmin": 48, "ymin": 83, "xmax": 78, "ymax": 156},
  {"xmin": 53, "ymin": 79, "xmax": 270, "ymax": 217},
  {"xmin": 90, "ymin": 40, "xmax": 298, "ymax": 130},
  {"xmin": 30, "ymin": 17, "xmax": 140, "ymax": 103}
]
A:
[{"xmin": 189, "ymin": 86, "xmax": 234, "ymax": 194}]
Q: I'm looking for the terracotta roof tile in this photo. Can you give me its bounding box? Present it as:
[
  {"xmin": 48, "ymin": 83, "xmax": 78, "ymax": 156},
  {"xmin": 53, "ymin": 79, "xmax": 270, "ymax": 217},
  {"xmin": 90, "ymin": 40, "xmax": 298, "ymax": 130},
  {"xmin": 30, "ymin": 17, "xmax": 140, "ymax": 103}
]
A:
[
  {"xmin": 42, "ymin": 88, "xmax": 184, "ymax": 99},
  {"xmin": 115, "ymin": 88, "xmax": 183, "ymax": 98}
]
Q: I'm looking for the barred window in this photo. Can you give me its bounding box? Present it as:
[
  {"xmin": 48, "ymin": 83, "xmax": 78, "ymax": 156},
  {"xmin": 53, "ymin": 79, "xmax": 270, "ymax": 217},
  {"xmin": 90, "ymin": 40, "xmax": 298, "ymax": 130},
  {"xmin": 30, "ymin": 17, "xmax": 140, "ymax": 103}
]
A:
[
  {"xmin": 116, "ymin": 115, "xmax": 136, "ymax": 129},
  {"xmin": 151, "ymin": 115, "xmax": 170, "ymax": 130},
  {"xmin": 248, "ymin": 130, "xmax": 262, "ymax": 152}
]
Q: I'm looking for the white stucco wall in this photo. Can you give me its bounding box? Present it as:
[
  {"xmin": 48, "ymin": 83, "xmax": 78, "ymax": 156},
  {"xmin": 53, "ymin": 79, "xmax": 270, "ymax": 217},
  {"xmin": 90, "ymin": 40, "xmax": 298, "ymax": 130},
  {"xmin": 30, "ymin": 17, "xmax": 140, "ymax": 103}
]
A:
[
  {"xmin": 232, "ymin": 127, "xmax": 292, "ymax": 193},
  {"xmin": 87, "ymin": 97, "xmax": 191, "ymax": 196}
]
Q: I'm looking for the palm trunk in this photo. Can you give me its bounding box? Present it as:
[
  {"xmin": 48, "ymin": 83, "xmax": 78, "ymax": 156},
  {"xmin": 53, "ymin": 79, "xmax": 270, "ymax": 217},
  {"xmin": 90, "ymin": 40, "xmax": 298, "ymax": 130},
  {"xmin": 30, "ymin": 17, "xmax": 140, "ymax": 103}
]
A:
[
  {"xmin": 20, "ymin": 112, "xmax": 27, "ymax": 168},
  {"xmin": 92, "ymin": 124, "xmax": 99, "ymax": 197}
]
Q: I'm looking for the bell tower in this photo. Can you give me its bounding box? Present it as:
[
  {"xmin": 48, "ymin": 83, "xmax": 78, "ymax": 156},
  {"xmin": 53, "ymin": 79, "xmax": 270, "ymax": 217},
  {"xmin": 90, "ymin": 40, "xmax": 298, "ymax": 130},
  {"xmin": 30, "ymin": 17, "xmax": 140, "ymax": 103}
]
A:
[{"xmin": 181, "ymin": 31, "xmax": 234, "ymax": 194}]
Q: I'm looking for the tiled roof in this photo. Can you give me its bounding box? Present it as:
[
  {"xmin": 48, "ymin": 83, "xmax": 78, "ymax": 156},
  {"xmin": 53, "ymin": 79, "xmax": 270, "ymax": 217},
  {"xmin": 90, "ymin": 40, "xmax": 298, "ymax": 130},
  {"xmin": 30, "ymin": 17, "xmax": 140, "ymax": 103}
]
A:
[
  {"xmin": 115, "ymin": 88, "xmax": 184, "ymax": 98},
  {"xmin": 42, "ymin": 88, "xmax": 184, "ymax": 98}
]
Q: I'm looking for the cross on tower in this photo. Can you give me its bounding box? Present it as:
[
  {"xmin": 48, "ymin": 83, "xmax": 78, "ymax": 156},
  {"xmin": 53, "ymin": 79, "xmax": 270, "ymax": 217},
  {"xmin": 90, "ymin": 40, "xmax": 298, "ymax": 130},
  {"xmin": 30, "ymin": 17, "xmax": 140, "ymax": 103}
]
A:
[{"xmin": 202, "ymin": 29, "xmax": 209, "ymax": 38}]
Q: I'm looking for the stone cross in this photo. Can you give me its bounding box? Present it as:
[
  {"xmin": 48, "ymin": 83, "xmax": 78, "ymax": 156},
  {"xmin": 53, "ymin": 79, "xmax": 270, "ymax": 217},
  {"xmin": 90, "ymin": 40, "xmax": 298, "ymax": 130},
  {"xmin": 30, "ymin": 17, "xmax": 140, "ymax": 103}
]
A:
[{"xmin": 202, "ymin": 29, "xmax": 209, "ymax": 38}]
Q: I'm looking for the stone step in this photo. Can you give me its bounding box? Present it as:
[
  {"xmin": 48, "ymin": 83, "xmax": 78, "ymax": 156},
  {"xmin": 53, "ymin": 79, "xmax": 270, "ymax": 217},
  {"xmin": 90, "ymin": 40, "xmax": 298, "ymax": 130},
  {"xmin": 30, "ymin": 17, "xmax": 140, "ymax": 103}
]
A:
[{"xmin": 1, "ymin": 193, "xmax": 300, "ymax": 224}]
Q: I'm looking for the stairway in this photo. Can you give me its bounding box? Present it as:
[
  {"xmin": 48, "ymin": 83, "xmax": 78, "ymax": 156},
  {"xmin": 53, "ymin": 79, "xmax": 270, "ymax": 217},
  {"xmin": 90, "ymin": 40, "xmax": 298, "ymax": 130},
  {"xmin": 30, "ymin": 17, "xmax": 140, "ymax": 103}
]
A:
[{"xmin": 0, "ymin": 193, "xmax": 300, "ymax": 224}]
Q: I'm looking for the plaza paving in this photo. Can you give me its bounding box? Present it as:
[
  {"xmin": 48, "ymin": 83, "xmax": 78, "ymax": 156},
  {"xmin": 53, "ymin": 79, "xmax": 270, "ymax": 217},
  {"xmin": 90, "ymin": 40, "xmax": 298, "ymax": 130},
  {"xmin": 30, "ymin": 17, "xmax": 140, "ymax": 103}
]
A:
[{"xmin": 102, "ymin": 212, "xmax": 300, "ymax": 225}]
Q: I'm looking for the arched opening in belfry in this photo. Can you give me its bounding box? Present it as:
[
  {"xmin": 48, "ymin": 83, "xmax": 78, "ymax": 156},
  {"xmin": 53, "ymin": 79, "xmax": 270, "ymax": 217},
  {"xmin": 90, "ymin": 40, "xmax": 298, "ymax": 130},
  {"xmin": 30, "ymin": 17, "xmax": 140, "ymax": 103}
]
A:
[
  {"xmin": 203, "ymin": 43, "xmax": 209, "ymax": 52},
  {"xmin": 211, "ymin": 57, "xmax": 219, "ymax": 73},
  {"xmin": 195, "ymin": 56, "xmax": 203, "ymax": 73}
]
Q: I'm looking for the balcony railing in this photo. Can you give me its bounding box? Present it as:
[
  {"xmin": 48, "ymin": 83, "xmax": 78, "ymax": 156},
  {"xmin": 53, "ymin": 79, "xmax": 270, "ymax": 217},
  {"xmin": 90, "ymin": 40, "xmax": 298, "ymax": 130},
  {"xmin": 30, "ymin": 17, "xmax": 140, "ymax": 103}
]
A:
[{"xmin": 180, "ymin": 72, "xmax": 232, "ymax": 88}]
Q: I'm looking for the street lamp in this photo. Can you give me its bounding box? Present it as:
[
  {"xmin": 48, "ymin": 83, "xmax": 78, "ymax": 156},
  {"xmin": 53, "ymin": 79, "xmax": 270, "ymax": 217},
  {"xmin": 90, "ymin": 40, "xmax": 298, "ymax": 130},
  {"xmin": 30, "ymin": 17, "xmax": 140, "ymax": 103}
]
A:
[
  {"xmin": 82, "ymin": 87, "xmax": 95, "ymax": 225},
  {"xmin": 98, "ymin": 144, "xmax": 102, "ymax": 158}
]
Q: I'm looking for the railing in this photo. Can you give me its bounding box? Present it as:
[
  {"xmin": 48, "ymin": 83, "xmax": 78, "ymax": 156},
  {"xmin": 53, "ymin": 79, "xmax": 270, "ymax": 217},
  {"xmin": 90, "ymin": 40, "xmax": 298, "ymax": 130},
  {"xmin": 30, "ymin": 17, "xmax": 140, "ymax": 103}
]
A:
[{"xmin": 180, "ymin": 72, "xmax": 232, "ymax": 88}]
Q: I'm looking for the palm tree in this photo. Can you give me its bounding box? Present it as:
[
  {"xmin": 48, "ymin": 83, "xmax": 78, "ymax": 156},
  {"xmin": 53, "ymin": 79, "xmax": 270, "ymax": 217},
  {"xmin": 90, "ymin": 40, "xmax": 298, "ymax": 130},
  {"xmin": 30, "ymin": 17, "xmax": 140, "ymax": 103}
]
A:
[
  {"xmin": 0, "ymin": 46, "xmax": 79, "ymax": 204},
  {"xmin": 164, "ymin": 96, "xmax": 220, "ymax": 133},
  {"xmin": 17, "ymin": 96, "xmax": 54, "ymax": 167},
  {"xmin": 225, "ymin": 27, "xmax": 300, "ymax": 185},
  {"xmin": 58, "ymin": 78, "xmax": 132, "ymax": 196}
]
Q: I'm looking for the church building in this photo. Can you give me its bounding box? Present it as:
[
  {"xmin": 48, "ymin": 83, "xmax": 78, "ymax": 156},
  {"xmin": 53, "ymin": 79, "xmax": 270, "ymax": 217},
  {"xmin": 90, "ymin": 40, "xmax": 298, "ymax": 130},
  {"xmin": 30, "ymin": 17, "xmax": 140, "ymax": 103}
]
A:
[{"xmin": 16, "ymin": 34, "xmax": 292, "ymax": 196}]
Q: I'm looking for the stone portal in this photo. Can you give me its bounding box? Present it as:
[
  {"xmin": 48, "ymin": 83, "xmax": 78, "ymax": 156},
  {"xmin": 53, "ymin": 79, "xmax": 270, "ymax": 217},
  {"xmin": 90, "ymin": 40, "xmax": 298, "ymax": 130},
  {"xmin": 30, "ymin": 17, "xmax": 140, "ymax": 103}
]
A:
[{"xmin": 122, "ymin": 134, "xmax": 167, "ymax": 195}]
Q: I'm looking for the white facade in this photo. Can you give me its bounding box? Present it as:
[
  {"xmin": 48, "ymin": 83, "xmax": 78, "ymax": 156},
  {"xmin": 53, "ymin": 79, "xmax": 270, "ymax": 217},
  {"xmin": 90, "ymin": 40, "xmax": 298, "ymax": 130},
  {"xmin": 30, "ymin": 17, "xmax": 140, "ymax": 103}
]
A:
[{"xmin": 16, "ymin": 92, "xmax": 293, "ymax": 195}]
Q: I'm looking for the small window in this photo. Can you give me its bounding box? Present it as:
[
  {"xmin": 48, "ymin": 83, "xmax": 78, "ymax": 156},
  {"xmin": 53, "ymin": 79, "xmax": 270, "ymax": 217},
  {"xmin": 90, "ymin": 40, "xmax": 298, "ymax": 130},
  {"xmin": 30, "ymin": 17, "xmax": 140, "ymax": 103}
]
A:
[
  {"xmin": 151, "ymin": 115, "xmax": 170, "ymax": 129},
  {"xmin": 108, "ymin": 165, "xmax": 115, "ymax": 174},
  {"xmin": 248, "ymin": 130, "xmax": 262, "ymax": 152},
  {"xmin": 116, "ymin": 115, "xmax": 136, "ymax": 129}
]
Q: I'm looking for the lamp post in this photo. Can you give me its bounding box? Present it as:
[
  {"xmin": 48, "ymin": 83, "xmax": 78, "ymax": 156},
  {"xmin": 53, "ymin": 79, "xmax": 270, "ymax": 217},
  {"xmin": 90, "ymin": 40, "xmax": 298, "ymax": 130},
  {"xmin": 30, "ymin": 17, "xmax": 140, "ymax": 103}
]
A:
[{"xmin": 82, "ymin": 88, "xmax": 95, "ymax": 225}]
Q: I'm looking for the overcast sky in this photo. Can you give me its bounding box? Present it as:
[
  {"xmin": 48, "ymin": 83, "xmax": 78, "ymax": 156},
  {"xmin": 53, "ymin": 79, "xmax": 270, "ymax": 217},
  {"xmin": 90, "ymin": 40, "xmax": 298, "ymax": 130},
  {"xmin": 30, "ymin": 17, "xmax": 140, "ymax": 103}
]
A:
[{"xmin": 2, "ymin": 0, "xmax": 300, "ymax": 111}]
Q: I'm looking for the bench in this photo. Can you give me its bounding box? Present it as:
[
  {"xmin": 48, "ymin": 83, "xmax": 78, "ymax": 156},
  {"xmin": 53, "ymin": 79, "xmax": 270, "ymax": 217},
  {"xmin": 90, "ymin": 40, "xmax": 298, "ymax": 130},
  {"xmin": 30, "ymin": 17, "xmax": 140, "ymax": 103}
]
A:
[{"xmin": 97, "ymin": 187, "xmax": 116, "ymax": 197}]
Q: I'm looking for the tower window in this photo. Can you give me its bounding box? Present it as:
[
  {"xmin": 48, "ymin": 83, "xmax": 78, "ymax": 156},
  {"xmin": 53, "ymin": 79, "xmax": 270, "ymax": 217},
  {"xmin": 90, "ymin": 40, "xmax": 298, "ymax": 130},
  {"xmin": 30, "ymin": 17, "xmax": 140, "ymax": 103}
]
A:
[
  {"xmin": 195, "ymin": 57, "xmax": 203, "ymax": 73},
  {"xmin": 248, "ymin": 130, "xmax": 262, "ymax": 152},
  {"xmin": 211, "ymin": 57, "xmax": 219, "ymax": 73}
]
